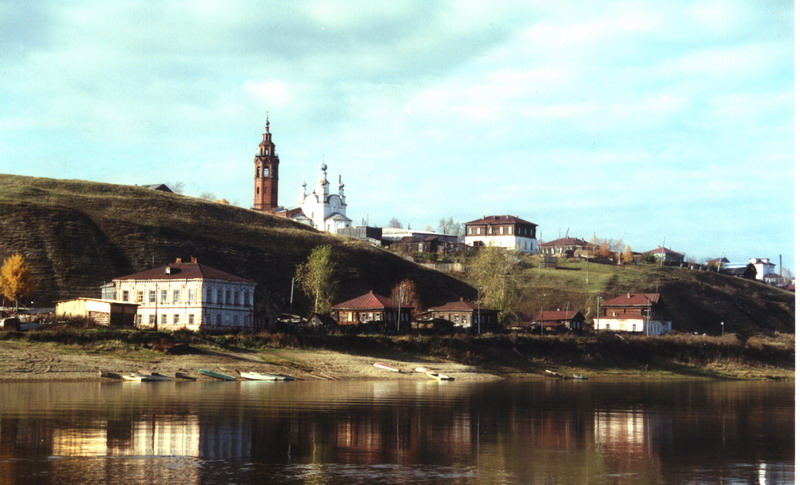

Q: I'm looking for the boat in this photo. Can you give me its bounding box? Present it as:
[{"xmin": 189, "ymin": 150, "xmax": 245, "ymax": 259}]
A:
[
  {"xmin": 239, "ymin": 371, "xmax": 294, "ymax": 381},
  {"xmin": 545, "ymin": 369, "xmax": 566, "ymax": 379},
  {"xmin": 198, "ymin": 369, "xmax": 237, "ymax": 381},
  {"xmin": 175, "ymin": 371, "xmax": 197, "ymax": 381},
  {"xmin": 425, "ymin": 371, "xmax": 454, "ymax": 381},
  {"xmin": 138, "ymin": 370, "xmax": 173, "ymax": 381},
  {"xmin": 373, "ymin": 362, "xmax": 401, "ymax": 373},
  {"xmin": 121, "ymin": 373, "xmax": 167, "ymax": 382},
  {"xmin": 98, "ymin": 369, "xmax": 123, "ymax": 380},
  {"xmin": 572, "ymin": 373, "xmax": 588, "ymax": 380}
]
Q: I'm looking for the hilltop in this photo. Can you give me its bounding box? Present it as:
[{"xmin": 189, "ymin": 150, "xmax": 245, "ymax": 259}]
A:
[{"xmin": 0, "ymin": 174, "xmax": 475, "ymax": 312}]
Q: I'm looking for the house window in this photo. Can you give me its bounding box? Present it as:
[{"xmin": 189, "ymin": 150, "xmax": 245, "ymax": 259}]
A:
[
  {"xmin": 234, "ymin": 291, "xmax": 240, "ymax": 306},
  {"xmin": 244, "ymin": 290, "xmax": 250, "ymax": 306},
  {"xmin": 136, "ymin": 291, "xmax": 144, "ymax": 303},
  {"xmin": 216, "ymin": 314, "xmax": 222, "ymax": 325},
  {"xmin": 206, "ymin": 287, "xmax": 213, "ymax": 303},
  {"xmin": 161, "ymin": 289, "xmax": 168, "ymax": 303},
  {"xmin": 173, "ymin": 289, "xmax": 180, "ymax": 304},
  {"xmin": 499, "ymin": 227, "xmax": 504, "ymax": 235},
  {"xmin": 149, "ymin": 290, "xmax": 156, "ymax": 303},
  {"xmin": 173, "ymin": 314, "xmax": 179, "ymax": 325},
  {"xmin": 188, "ymin": 289, "xmax": 195, "ymax": 304},
  {"xmin": 488, "ymin": 226, "xmax": 493, "ymax": 235},
  {"xmin": 216, "ymin": 289, "xmax": 222, "ymax": 304},
  {"xmin": 149, "ymin": 314, "xmax": 155, "ymax": 325},
  {"xmin": 122, "ymin": 290, "xmax": 129, "ymax": 302},
  {"xmin": 468, "ymin": 227, "xmax": 472, "ymax": 235},
  {"xmin": 225, "ymin": 289, "xmax": 231, "ymax": 305},
  {"xmin": 188, "ymin": 314, "xmax": 195, "ymax": 325},
  {"xmin": 136, "ymin": 314, "xmax": 142, "ymax": 325},
  {"xmin": 160, "ymin": 314, "xmax": 167, "ymax": 325},
  {"xmin": 477, "ymin": 227, "xmax": 481, "ymax": 235},
  {"xmin": 233, "ymin": 315, "xmax": 239, "ymax": 326}
]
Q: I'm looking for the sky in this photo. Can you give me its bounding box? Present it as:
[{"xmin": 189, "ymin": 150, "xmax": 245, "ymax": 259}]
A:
[{"xmin": 0, "ymin": 1, "xmax": 794, "ymax": 271}]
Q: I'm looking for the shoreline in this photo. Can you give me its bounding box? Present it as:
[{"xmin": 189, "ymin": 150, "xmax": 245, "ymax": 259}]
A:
[{"xmin": 0, "ymin": 340, "xmax": 792, "ymax": 383}]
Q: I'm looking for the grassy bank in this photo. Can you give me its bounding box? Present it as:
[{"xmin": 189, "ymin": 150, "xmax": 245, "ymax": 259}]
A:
[{"xmin": 2, "ymin": 327, "xmax": 793, "ymax": 380}]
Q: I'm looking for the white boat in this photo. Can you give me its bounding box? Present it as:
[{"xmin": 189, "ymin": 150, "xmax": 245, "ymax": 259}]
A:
[
  {"xmin": 425, "ymin": 371, "xmax": 454, "ymax": 381},
  {"xmin": 122, "ymin": 373, "xmax": 170, "ymax": 382},
  {"xmin": 373, "ymin": 362, "xmax": 401, "ymax": 372},
  {"xmin": 239, "ymin": 371, "xmax": 294, "ymax": 381}
]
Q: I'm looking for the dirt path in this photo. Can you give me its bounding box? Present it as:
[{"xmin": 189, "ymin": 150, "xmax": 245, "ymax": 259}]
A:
[{"xmin": 0, "ymin": 341, "xmax": 499, "ymax": 382}]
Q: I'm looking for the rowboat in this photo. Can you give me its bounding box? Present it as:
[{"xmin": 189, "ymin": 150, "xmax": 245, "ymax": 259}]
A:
[
  {"xmin": 198, "ymin": 369, "xmax": 237, "ymax": 381},
  {"xmin": 425, "ymin": 371, "xmax": 454, "ymax": 381},
  {"xmin": 98, "ymin": 369, "xmax": 123, "ymax": 380},
  {"xmin": 572, "ymin": 373, "xmax": 588, "ymax": 380},
  {"xmin": 175, "ymin": 371, "xmax": 197, "ymax": 381},
  {"xmin": 122, "ymin": 373, "xmax": 170, "ymax": 382},
  {"xmin": 373, "ymin": 362, "xmax": 401, "ymax": 372},
  {"xmin": 239, "ymin": 371, "xmax": 294, "ymax": 381}
]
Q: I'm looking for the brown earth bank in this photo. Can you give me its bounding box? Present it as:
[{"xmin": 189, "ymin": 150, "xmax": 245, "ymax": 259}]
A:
[{"xmin": 0, "ymin": 329, "xmax": 793, "ymax": 382}]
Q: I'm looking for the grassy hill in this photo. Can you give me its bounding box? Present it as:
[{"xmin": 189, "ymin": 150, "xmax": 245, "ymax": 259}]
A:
[
  {"xmin": 0, "ymin": 174, "xmax": 476, "ymax": 312},
  {"xmin": 511, "ymin": 257, "xmax": 795, "ymax": 336}
]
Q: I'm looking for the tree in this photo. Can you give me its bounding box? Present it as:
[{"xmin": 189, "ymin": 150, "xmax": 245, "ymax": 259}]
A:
[
  {"xmin": 468, "ymin": 246, "xmax": 521, "ymax": 324},
  {"xmin": 390, "ymin": 279, "xmax": 422, "ymax": 315},
  {"xmin": 0, "ymin": 254, "xmax": 36, "ymax": 312},
  {"xmin": 596, "ymin": 239, "xmax": 612, "ymax": 259},
  {"xmin": 295, "ymin": 245, "xmax": 337, "ymax": 314},
  {"xmin": 168, "ymin": 181, "xmax": 185, "ymax": 194},
  {"xmin": 388, "ymin": 217, "xmax": 402, "ymax": 228},
  {"xmin": 622, "ymin": 245, "xmax": 634, "ymax": 264},
  {"xmin": 437, "ymin": 217, "xmax": 462, "ymax": 236},
  {"xmin": 610, "ymin": 238, "xmax": 625, "ymax": 264},
  {"xmin": 198, "ymin": 191, "xmax": 216, "ymax": 201}
]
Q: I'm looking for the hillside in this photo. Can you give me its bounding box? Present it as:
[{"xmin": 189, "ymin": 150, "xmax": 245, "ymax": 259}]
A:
[
  {"xmin": 512, "ymin": 258, "xmax": 795, "ymax": 336},
  {"xmin": 0, "ymin": 174, "xmax": 476, "ymax": 312}
]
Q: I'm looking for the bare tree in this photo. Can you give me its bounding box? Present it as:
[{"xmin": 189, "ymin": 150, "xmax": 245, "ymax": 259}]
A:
[
  {"xmin": 199, "ymin": 192, "xmax": 216, "ymax": 201},
  {"xmin": 388, "ymin": 217, "xmax": 402, "ymax": 228}
]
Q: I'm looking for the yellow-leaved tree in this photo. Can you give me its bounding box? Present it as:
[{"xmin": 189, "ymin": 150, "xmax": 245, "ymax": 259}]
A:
[{"xmin": 0, "ymin": 254, "xmax": 36, "ymax": 312}]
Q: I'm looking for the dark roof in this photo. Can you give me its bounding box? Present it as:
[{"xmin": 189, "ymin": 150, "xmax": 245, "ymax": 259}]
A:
[
  {"xmin": 142, "ymin": 184, "xmax": 174, "ymax": 193},
  {"xmin": 540, "ymin": 237, "xmax": 589, "ymax": 247},
  {"xmin": 532, "ymin": 310, "xmax": 582, "ymax": 322},
  {"xmin": 114, "ymin": 261, "xmax": 254, "ymax": 283},
  {"xmin": 602, "ymin": 293, "xmax": 662, "ymax": 307},
  {"xmin": 644, "ymin": 246, "xmax": 684, "ymax": 256},
  {"xmin": 333, "ymin": 291, "xmax": 412, "ymax": 310},
  {"xmin": 465, "ymin": 215, "xmax": 537, "ymax": 227},
  {"xmin": 429, "ymin": 297, "xmax": 478, "ymax": 311}
]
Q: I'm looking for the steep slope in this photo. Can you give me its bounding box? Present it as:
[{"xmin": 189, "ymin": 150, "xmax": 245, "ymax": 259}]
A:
[{"xmin": 0, "ymin": 174, "xmax": 475, "ymax": 312}]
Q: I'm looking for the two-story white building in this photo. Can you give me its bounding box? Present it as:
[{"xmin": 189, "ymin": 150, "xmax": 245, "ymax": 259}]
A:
[
  {"xmin": 464, "ymin": 215, "xmax": 539, "ymax": 254},
  {"xmin": 112, "ymin": 258, "xmax": 256, "ymax": 332}
]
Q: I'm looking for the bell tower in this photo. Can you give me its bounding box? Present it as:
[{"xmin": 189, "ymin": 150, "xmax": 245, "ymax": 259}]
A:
[{"xmin": 253, "ymin": 114, "xmax": 280, "ymax": 211}]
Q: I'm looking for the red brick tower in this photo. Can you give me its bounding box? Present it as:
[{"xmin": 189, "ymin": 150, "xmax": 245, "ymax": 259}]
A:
[{"xmin": 253, "ymin": 115, "xmax": 280, "ymax": 211}]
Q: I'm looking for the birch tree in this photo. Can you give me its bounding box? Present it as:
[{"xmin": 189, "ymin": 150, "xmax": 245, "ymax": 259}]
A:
[
  {"xmin": 467, "ymin": 246, "xmax": 521, "ymax": 324},
  {"xmin": 295, "ymin": 245, "xmax": 337, "ymax": 314}
]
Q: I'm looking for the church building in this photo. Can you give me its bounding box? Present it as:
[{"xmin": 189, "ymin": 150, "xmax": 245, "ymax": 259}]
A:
[{"xmin": 251, "ymin": 115, "xmax": 351, "ymax": 234}]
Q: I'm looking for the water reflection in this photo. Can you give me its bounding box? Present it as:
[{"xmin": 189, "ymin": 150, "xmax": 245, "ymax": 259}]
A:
[{"xmin": 0, "ymin": 380, "xmax": 792, "ymax": 484}]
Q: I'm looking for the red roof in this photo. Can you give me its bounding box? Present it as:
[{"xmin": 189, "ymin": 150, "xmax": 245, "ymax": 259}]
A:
[
  {"xmin": 539, "ymin": 237, "xmax": 590, "ymax": 247},
  {"xmin": 333, "ymin": 291, "xmax": 412, "ymax": 310},
  {"xmin": 429, "ymin": 297, "xmax": 480, "ymax": 311},
  {"xmin": 602, "ymin": 293, "xmax": 661, "ymax": 306},
  {"xmin": 114, "ymin": 261, "xmax": 254, "ymax": 283},
  {"xmin": 533, "ymin": 310, "xmax": 582, "ymax": 322},
  {"xmin": 465, "ymin": 215, "xmax": 537, "ymax": 226},
  {"xmin": 644, "ymin": 246, "xmax": 684, "ymax": 256}
]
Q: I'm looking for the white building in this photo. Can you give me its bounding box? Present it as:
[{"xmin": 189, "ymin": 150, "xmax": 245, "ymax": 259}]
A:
[
  {"xmin": 292, "ymin": 162, "xmax": 352, "ymax": 234},
  {"xmin": 112, "ymin": 258, "xmax": 256, "ymax": 332},
  {"xmin": 748, "ymin": 258, "xmax": 776, "ymax": 281},
  {"xmin": 593, "ymin": 293, "xmax": 672, "ymax": 336},
  {"xmin": 464, "ymin": 215, "xmax": 539, "ymax": 254}
]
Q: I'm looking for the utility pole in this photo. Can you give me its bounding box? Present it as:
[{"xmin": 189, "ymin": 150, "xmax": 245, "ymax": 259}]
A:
[{"xmin": 289, "ymin": 277, "xmax": 295, "ymax": 317}]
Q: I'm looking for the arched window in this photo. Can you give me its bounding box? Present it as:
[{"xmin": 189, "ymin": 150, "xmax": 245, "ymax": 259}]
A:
[
  {"xmin": 256, "ymin": 166, "xmax": 261, "ymax": 177},
  {"xmin": 264, "ymin": 167, "xmax": 270, "ymax": 177}
]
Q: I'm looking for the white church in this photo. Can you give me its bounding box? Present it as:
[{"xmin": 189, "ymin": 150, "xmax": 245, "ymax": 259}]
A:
[{"xmin": 291, "ymin": 162, "xmax": 352, "ymax": 234}]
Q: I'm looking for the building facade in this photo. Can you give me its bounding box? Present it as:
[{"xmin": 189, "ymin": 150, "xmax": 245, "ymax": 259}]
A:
[
  {"xmin": 531, "ymin": 310, "xmax": 585, "ymax": 332},
  {"xmin": 331, "ymin": 291, "xmax": 412, "ymax": 327},
  {"xmin": 644, "ymin": 246, "xmax": 684, "ymax": 265},
  {"xmin": 427, "ymin": 297, "xmax": 499, "ymax": 331},
  {"xmin": 112, "ymin": 258, "xmax": 256, "ymax": 332},
  {"xmin": 593, "ymin": 293, "xmax": 672, "ymax": 335},
  {"xmin": 464, "ymin": 215, "xmax": 538, "ymax": 253},
  {"xmin": 252, "ymin": 116, "xmax": 280, "ymax": 212},
  {"xmin": 293, "ymin": 162, "xmax": 352, "ymax": 234},
  {"xmin": 55, "ymin": 298, "xmax": 139, "ymax": 327},
  {"xmin": 538, "ymin": 237, "xmax": 591, "ymax": 258},
  {"xmin": 748, "ymin": 258, "xmax": 776, "ymax": 281}
]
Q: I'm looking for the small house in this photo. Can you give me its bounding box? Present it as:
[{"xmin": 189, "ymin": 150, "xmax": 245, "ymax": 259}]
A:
[
  {"xmin": 427, "ymin": 297, "xmax": 499, "ymax": 331},
  {"xmin": 55, "ymin": 298, "xmax": 139, "ymax": 327},
  {"xmin": 532, "ymin": 310, "xmax": 585, "ymax": 333},
  {"xmin": 644, "ymin": 246, "xmax": 685, "ymax": 265},
  {"xmin": 593, "ymin": 293, "xmax": 672, "ymax": 335},
  {"xmin": 332, "ymin": 291, "xmax": 413, "ymax": 327}
]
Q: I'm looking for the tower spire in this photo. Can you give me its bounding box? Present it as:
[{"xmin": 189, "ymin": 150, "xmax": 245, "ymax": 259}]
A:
[{"xmin": 253, "ymin": 114, "xmax": 280, "ymax": 212}]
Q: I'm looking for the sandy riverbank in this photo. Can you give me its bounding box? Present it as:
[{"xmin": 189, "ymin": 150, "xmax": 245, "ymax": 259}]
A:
[{"xmin": 0, "ymin": 341, "xmax": 499, "ymax": 382}]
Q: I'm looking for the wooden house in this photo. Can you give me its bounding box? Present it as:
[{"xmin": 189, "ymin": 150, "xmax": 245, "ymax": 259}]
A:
[
  {"xmin": 427, "ymin": 297, "xmax": 499, "ymax": 331},
  {"xmin": 332, "ymin": 291, "xmax": 412, "ymax": 327},
  {"xmin": 593, "ymin": 293, "xmax": 671, "ymax": 335},
  {"xmin": 531, "ymin": 310, "xmax": 585, "ymax": 333}
]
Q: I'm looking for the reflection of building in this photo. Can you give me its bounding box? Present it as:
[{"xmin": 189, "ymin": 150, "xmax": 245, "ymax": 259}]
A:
[
  {"xmin": 594, "ymin": 410, "xmax": 649, "ymax": 455},
  {"xmin": 113, "ymin": 258, "xmax": 256, "ymax": 332}
]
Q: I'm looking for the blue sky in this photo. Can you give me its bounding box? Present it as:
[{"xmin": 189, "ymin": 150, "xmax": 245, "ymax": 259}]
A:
[{"xmin": 0, "ymin": 1, "xmax": 794, "ymax": 270}]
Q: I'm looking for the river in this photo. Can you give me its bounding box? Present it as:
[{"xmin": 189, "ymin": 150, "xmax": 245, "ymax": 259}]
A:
[{"xmin": 0, "ymin": 379, "xmax": 792, "ymax": 484}]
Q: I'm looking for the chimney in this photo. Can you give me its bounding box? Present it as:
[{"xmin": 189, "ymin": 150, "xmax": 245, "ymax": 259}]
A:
[
  {"xmin": 175, "ymin": 258, "xmax": 182, "ymax": 264},
  {"xmin": 165, "ymin": 266, "xmax": 172, "ymax": 275},
  {"xmin": 191, "ymin": 257, "xmax": 198, "ymax": 264},
  {"xmin": 627, "ymin": 292, "xmax": 631, "ymax": 298}
]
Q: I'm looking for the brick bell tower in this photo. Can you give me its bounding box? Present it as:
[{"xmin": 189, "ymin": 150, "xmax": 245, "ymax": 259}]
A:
[{"xmin": 253, "ymin": 114, "xmax": 280, "ymax": 211}]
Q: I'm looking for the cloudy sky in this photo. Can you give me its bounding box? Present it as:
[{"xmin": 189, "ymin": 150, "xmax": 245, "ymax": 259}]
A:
[{"xmin": 1, "ymin": 1, "xmax": 794, "ymax": 269}]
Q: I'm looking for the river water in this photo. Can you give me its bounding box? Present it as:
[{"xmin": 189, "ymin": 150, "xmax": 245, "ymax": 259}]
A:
[{"xmin": 0, "ymin": 379, "xmax": 792, "ymax": 484}]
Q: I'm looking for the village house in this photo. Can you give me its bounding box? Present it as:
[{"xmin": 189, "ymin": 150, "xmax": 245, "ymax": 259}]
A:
[
  {"xmin": 748, "ymin": 258, "xmax": 776, "ymax": 281},
  {"xmin": 331, "ymin": 291, "xmax": 412, "ymax": 328},
  {"xmin": 538, "ymin": 237, "xmax": 591, "ymax": 258},
  {"xmin": 464, "ymin": 215, "xmax": 539, "ymax": 254},
  {"xmin": 530, "ymin": 310, "xmax": 585, "ymax": 333},
  {"xmin": 426, "ymin": 297, "xmax": 499, "ymax": 331},
  {"xmin": 112, "ymin": 258, "xmax": 256, "ymax": 332},
  {"xmin": 55, "ymin": 298, "xmax": 139, "ymax": 327},
  {"xmin": 644, "ymin": 246, "xmax": 685, "ymax": 265},
  {"xmin": 593, "ymin": 293, "xmax": 672, "ymax": 335}
]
